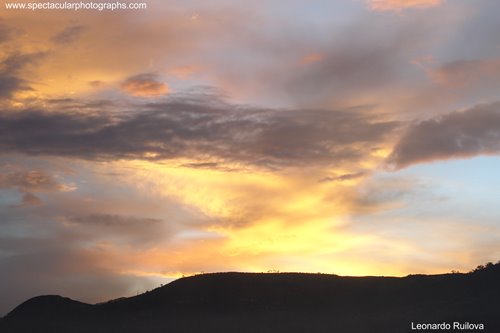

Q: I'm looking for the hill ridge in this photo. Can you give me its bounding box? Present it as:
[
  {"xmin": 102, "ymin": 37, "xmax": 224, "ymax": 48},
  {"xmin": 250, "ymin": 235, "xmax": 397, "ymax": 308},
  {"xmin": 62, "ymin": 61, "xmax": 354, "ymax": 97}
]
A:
[{"xmin": 2, "ymin": 266, "xmax": 500, "ymax": 332}]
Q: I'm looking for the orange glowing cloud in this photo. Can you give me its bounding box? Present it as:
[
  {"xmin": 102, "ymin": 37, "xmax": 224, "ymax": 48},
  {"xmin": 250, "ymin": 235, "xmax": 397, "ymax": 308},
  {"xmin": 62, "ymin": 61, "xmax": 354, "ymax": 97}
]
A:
[
  {"xmin": 168, "ymin": 65, "xmax": 203, "ymax": 79},
  {"xmin": 93, "ymin": 159, "xmax": 422, "ymax": 278},
  {"xmin": 430, "ymin": 58, "xmax": 500, "ymax": 87},
  {"xmin": 300, "ymin": 53, "xmax": 325, "ymax": 65},
  {"xmin": 121, "ymin": 73, "xmax": 170, "ymax": 97},
  {"xmin": 367, "ymin": 0, "xmax": 444, "ymax": 11}
]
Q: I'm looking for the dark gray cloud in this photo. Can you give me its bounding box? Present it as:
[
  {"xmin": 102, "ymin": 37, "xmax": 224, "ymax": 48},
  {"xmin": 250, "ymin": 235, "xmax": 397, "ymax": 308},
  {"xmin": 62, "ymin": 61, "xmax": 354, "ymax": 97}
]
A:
[
  {"xmin": 180, "ymin": 162, "xmax": 220, "ymax": 169},
  {"xmin": 388, "ymin": 102, "xmax": 500, "ymax": 169},
  {"xmin": 0, "ymin": 98, "xmax": 399, "ymax": 169},
  {"xmin": 0, "ymin": 52, "xmax": 46, "ymax": 99},
  {"xmin": 51, "ymin": 25, "xmax": 85, "ymax": 44},
  {"xmin": 66, "ymin": 214, "xmax": 167, "ymax": 247}
]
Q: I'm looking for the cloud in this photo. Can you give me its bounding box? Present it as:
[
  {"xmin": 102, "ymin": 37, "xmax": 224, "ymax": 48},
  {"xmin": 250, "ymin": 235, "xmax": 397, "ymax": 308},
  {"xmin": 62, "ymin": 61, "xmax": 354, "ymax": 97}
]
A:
[
  {"xmin": 300, "ymin": 53, "xmax": 325, "ymax": 65},
  {"xmin": 121, "ymin": 73, "xmax": 170, "ymax": 97},
  {"xmin": 367, "ymin": 0, "xmax": 444, "ymax": 12},
  {"xmin": 344, "ymin": 176, "xmax": 423, "ymax": 214},
  {"xmin": 0, "ymin": 169, "xmax": 74, "ymax": 206},
  {"xmin": 404, "ymin": 56, "xmax": 500, "ymax": 118},
  {"xmin": 0, "ymin": 234, "xmax": 157, "ymax": 316},
  {"xmin": 181, "ymin": 162, "xmax": 220, "ymax": 169},
  {"xmin": 0, "ymin": 97, "xmax": 398, "ymax": 169},
  {"xmin": 282, "ymin": 14, "xmax": 436, "ymax": 108},
  {"xmin": 0, "ymin": 5, "xmax": 208, "ymax": 99},
  {"xmin": 65, "ymin": 214, "xmax": 168, "ymax": 247},
  {"xmin": 3, "ymin": 1, "xmax": 498, "ymax": 316},
  {"xmin": 51, "ymin": 25, "xmax": 85, "ymax": 44},
  {"xmin": 0, "ymin": 19, "xmax": 16, "ymax": 44},
  {"xmin": 0, "ymin": 168, "xmax": 200, "ymax": 315},
  {"xmin": 0, "ymin": 52, "xmax": 46, "ymax": 99},
  {"xmin": 430, "ymin": 58, "xmax": 500, "ymax": 88},
  {"xmin": 320, "ymin": 172, "xmax": 366, "ymax": 183},
  {"xmin": 20, "ymin": 192, "xmax": 43, "ymax": 206},
  {"xmin": 168, "ymin": 65, "xmax": 203, "ymax": 79},
  {"xmin": 88, "ymin": 80, "xmax": 104, "ymax": 87},
  {"xmin": 388, "ymin": 102, "xmax": 500, "ymax": 169},
  {"xmin": 0, "ymin": 170, "xmax": 63, "ymax": 192}
]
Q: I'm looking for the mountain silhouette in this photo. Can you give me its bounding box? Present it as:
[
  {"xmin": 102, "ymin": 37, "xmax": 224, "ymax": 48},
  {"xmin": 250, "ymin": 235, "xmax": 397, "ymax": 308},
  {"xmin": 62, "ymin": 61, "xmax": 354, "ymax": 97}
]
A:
[{"xmin": 1, "ymin": 263, "xmax": 499, "ymax": 332}]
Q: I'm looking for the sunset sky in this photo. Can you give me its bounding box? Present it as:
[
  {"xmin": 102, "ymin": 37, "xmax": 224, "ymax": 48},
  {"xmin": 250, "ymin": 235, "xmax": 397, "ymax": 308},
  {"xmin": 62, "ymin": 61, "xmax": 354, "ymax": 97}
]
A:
[{"xmin": 1, "ymin": 0, "xmax": 500, "ymax": 315}]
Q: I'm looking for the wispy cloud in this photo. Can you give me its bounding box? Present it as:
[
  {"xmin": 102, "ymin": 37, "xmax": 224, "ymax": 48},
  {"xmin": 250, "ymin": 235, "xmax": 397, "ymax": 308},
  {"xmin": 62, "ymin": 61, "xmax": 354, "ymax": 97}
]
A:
[
  {"xmin": 51, "ymin": 25, "xmax": 86, "ymax": 45},
  {"xmin": 366, "ymin": 0, "xmax": 444, "ymax": 12}
]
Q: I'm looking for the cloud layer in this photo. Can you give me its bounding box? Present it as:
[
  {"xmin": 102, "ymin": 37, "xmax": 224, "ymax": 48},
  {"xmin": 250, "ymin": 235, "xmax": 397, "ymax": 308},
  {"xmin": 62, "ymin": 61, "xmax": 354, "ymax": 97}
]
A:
[
  {"xmin": 0, "ymin": 98, "xmax": 398, "ymax": 169},
  {"xmin": 389, "ymin": 102, "xmax": 500, "ymax": 168}
]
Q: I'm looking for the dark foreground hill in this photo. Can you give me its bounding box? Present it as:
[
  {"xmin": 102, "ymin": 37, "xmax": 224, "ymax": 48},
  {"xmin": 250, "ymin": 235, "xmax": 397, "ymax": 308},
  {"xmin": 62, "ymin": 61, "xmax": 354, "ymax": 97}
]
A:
[{"xmin": 1, "ymin": 264, "xmax": 500, "ymax": 333}]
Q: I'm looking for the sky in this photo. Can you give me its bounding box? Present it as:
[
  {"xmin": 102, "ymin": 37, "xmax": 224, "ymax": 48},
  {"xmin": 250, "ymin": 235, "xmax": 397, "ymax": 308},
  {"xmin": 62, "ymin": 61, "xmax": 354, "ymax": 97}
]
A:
[{"xmin": 1, "ymin": 0, "xmax": 500, "ymax": 315}]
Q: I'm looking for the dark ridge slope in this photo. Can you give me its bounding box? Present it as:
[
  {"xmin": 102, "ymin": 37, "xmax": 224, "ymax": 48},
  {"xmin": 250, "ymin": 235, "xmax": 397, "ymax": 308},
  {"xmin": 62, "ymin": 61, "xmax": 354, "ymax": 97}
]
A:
[
  {"xmin": 6, "ymin": 295, "xmax": 92, "ymax": 319},
  {"xmin": 1, "ymin": 265, "xmax": 500, "ymax": 333}
]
